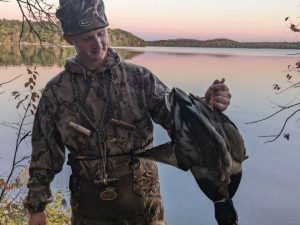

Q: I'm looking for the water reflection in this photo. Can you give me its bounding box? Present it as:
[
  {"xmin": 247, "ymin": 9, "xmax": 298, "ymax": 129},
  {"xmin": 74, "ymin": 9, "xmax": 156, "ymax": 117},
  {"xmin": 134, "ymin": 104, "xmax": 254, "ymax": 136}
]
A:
[
  {"xmin": 1, "ymin": 45, "xmax": 298, "ymax": 66},
  {"xmin": 114, "ymin": 48, "xmax": 144, "ymax": 61},
  {"xmin": 0, "ymin": 47, "xmax": 300, "ymax": 225},
  {"xmin": 0, "ymin": 45, "xmax": 74, "ymax": 66},
  {"xmin": 0, "ymin": 45, "xmax": 144, "ymax": 66}
]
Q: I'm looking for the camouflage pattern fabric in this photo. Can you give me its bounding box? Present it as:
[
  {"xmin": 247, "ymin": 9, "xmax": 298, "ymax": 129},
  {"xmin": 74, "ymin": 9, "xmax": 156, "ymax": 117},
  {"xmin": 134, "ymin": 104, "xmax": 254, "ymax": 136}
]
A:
[
  {"xmin": 71, "ymin": 214, "xmax": 165, "ymax": 225},
  {"xmin": 56, "ymin": 0, "xmax": 109, "ymax": 36},
  {"xmin": 24, "ymin": 48, "xmax": 169, "ymax": 224}
]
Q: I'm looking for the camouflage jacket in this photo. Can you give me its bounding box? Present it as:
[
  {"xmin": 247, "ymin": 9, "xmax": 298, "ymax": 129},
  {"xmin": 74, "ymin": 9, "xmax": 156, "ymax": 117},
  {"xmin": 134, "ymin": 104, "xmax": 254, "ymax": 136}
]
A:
[{"xmin": 24, "ymin": 48, "xmax": 170, "ymax": 214}]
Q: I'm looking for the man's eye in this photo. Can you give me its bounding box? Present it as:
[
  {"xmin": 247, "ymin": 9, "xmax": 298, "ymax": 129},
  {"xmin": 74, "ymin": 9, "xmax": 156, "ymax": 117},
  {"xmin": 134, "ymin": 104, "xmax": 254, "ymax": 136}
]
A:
[{"xmin": 98, "ymin": 32, "xmax": 105, "ymax": 36}]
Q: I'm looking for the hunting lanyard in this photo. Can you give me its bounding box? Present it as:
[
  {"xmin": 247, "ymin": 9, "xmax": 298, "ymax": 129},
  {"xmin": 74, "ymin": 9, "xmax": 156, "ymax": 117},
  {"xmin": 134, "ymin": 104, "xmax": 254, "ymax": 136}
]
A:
[{"xmin": 71, "ymin": 71, "xmax": 113, "ymax": 184}]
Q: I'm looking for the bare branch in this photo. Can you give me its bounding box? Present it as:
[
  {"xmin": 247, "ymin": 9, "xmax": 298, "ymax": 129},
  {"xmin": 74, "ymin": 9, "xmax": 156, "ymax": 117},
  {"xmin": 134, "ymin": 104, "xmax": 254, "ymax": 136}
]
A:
[
  {"xmin": 16, "ymin": 131, "xmax": 31, "ymax": 149},
  {"xmin": 267, "ymin": 97, "xmax": 297, "ymax": 109},
  {"xmin": 246, "ymin": 102, "xmax": 300, "ymax": 124},
  {"xmin": 275, "ymin": 81, "xmax": 300, "ymax": 94},
  {"xmin": 0, "ymin": 103, "xmax": 31, "ymax": 200},
  {"xmin": 258, "ymin": 135, "xmax": 277, "ymax": 138},
  {"xmin": 0, "ymin": 75, "xmax": 23, "ymax": 88},
  {"xmin": 264, "ymin": 108, "xmax": 300, "ymax": 143},
  {"xmin": 14, "ymin": 155, "xmax": 31, "ymax": 166},
  {"xmin": 13, "ymin": 0, "xmax": 61, "ymax": 62},
  {"xmin": 0, "ymin": 122, "xmax": 20, "ymax": 131}
]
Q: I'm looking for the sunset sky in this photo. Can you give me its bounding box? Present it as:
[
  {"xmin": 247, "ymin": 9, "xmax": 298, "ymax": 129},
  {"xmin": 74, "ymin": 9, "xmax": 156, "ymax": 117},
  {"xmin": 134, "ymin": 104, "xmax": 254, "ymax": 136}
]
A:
[{"xmin": 1, "ymin": 0, "xmax": 300, "ymax": 42}]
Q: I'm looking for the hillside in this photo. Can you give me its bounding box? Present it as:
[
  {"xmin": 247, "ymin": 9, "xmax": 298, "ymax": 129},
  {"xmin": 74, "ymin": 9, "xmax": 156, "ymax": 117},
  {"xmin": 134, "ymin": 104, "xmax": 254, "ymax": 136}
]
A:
[
  {"xmin": 108, "ymin": 28, "xmax": 146, "ymax": 47},
  {"xmin": 1, "ymin": 19, "xmax": 300, "ymax": 49},
  {"xmin": 147, "ymin": 38, "xmax": 239, "ymax": 48},
  {"xmin": 147, "ymin": 38, "xmax": 300, "ymax": 49},
  {"xmin": 0, "ymin": 19, "xmax": 146, "ymax": 47}
]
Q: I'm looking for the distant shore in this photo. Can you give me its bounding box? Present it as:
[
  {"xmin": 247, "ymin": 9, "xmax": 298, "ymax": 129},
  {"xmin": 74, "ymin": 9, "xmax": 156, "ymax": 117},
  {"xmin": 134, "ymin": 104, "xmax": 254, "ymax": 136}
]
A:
[
  {"xmin": 146, "ymin": 38, "xmax": 300, "ymax": 50},
  {"xmin": 1, "ymin": 19, "xmax": 299, "ymax": 49},
  {"xmin": 1, "ymin": 41, "xmax": 300, "ymax": 50}
]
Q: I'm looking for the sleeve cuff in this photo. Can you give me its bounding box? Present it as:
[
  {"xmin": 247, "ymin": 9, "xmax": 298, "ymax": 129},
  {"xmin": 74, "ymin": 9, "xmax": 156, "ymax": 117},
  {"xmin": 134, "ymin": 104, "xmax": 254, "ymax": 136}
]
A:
[
  {"xmin": 24, "ymin": 201, "xmax": 47, "ymax": 214},
  {"xmin": 23, "ymin": 194, "xmax": 53, "ymax": 214}
]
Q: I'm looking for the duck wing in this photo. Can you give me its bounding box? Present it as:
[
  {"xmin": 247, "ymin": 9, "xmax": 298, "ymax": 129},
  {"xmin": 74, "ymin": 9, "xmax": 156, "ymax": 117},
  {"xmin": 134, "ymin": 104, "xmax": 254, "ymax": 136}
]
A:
[{"xmin": 133, "ymin": 142, "xmax": 178, "ymax": 167}]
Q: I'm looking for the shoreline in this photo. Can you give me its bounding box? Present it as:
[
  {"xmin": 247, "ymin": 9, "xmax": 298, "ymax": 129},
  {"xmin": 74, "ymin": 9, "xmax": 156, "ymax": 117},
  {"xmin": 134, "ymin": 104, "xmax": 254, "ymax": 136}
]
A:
[
  {"xmin": 113, "ymin": 46, "xmax": 300, "ymax": 57},
  {"xmin": 1, "ymin": 42, "xmax": 300, "ymax": 50}
]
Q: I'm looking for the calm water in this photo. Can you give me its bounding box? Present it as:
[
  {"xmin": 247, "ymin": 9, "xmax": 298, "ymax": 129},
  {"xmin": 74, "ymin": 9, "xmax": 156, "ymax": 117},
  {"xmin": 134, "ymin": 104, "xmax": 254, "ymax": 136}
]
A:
[{"xmin": 0, "ymin": 46, "xmax": 300, "ymax": 225}]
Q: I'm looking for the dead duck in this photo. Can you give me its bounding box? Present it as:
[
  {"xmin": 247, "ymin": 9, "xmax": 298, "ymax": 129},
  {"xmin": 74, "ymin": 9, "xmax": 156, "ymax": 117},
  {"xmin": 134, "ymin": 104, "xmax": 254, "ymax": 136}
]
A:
[{"xmin": 135, "ymin": 87, "xmax": 247, "ymax": 225}]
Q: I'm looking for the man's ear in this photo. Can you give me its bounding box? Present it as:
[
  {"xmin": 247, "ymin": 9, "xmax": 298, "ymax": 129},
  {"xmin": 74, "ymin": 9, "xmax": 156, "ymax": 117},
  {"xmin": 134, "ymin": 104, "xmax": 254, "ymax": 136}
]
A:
[{"xmin": 63, "ymin": 35, "xmax": 74, "ymax": 45}]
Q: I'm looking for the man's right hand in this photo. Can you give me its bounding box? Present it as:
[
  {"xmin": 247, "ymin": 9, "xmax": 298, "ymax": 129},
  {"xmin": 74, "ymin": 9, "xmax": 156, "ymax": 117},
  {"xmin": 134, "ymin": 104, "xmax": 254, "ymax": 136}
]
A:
[{"xmin": 28, "ymin": 211, "xmax": 47, "ymax": 225}]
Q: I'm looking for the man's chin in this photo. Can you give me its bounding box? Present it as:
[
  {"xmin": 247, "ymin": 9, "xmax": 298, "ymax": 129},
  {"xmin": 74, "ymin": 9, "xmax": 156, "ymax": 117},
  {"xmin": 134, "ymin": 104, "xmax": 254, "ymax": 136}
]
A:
[{"xmin": 91, "ymin": 54, "xmax": 105, "ymax": 62}]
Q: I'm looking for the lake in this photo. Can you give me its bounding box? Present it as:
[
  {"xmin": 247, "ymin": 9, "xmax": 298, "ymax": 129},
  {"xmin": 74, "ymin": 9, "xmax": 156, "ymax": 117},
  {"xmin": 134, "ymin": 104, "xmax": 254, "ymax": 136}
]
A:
[{"xmin": 0, "ymin": 46, "xmax": 300, "ymax": 225}]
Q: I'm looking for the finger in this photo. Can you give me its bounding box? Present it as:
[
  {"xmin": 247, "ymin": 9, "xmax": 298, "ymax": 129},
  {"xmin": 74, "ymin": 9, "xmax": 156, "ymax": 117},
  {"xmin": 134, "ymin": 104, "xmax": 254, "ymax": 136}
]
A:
[
  {"xmin": 214, "ymin": 96, "xmax": 230, "ymax": 111},
  {"xmin": 214, "ymin": 90, "xmax": 231, "ymax": 99},
  {"xmin": 220, "ymin": 77, "xmax": 225, "ymax": 83},
  {"xmin": 211, "ymin": 83, "xmax": 229, "ymax": 92},
  {"xmin": 213, "ymin": 101, "xmax": 228, "ymax": 112},
  {"xmin": 214, "ymin": 96, "xmax": 230, "ymax": 106},
  {"xmin": 212, "ymin": 78, "xmax": 225, "ymax": 85},
  {"xmin": 213, "ymin": 98, "xmax": 230, "ymax": 112}
]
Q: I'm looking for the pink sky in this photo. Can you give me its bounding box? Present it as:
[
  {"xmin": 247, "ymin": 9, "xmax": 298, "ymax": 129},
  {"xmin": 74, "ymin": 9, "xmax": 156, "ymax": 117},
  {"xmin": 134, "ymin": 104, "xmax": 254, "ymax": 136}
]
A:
[{"xmin": 1, "ymin": 0, "xmax": 300, "ymax": 42}]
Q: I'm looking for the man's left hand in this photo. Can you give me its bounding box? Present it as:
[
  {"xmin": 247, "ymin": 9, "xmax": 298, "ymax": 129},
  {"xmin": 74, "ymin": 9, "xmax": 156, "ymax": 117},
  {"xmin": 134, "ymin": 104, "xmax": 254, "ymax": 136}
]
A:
[{"xmin": 205, "ymin": 78, "xmax": 231, "ymax": 112}]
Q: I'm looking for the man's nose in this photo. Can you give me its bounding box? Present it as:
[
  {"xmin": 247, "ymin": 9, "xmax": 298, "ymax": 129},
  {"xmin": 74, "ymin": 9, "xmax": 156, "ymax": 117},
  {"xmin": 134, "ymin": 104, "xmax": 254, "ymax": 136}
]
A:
[{"xmin": 93, "ymin": 37, "xmax": 102, "ymax": 49}]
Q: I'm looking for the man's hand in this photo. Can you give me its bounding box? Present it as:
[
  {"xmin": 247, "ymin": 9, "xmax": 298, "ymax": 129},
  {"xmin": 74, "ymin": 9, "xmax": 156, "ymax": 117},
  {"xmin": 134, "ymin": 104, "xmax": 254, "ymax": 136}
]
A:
[
  {"xmin": 205, "ymin": 78, "xmax": 231, "ymax": 112},
  {"xmin": 28, "ymin": 211, "xmax": 47, "ymax": 225}
]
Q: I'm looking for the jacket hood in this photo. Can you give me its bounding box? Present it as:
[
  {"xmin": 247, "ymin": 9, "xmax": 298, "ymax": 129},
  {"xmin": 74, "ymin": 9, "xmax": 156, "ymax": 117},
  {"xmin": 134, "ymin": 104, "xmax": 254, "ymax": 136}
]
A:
[{"xmin": 64, "ymin": 47, "xmax": 121, "ymax": 76}]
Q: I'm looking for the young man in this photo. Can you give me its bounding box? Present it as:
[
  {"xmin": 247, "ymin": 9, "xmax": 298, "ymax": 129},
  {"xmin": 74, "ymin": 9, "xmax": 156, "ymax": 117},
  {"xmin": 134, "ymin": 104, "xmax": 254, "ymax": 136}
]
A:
[{"xmin": 24, "ymin": 0, "xmax": 231, "ymax": 224}]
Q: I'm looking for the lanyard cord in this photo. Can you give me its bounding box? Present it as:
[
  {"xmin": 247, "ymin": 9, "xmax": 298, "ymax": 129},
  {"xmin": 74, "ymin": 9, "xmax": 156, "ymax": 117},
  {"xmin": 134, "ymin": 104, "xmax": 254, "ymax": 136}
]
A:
[{"xmin": 71, "ymin": 71, "xmax": 113, "ymax": 182}]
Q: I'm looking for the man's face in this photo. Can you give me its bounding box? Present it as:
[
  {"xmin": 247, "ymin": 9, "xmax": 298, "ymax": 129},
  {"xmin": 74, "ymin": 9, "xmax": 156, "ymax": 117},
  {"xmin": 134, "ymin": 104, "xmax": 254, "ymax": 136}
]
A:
[{"xmin": 65, "ymin": 27, "xmax": 108, "ymax": 68}]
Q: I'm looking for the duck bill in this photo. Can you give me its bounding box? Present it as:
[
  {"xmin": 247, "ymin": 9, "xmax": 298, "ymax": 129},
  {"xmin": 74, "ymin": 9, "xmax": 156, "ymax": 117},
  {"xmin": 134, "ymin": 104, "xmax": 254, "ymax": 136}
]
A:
[{"xmin": 133, "ymin": 142, "xmax": 178, "ymax": 168}]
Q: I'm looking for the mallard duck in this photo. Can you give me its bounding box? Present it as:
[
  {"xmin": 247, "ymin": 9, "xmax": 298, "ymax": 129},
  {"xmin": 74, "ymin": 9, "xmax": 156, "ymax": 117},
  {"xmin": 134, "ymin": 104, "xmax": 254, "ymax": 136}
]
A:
[{"xmin": 135, "ymin": 87, "xmax": 247, "ymax": 225}]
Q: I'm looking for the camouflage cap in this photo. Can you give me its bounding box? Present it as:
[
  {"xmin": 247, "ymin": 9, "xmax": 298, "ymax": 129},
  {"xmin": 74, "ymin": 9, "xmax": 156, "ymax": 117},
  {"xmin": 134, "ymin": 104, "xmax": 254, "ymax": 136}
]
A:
[{"xmin": 56, "ymin": 0, "xmax": 109, "ymax": 36}]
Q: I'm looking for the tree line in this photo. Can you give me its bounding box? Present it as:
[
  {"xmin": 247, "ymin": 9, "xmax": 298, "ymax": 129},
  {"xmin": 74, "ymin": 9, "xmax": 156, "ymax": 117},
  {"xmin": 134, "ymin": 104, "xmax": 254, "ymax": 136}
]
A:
[
  {"xmin": 147, "ymin": 38, "xmax": 300, "ymax": 49},
  {"xmin": 0, "ymin": 19, "xmax": 146, "ymax": 47}
]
